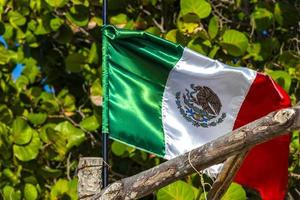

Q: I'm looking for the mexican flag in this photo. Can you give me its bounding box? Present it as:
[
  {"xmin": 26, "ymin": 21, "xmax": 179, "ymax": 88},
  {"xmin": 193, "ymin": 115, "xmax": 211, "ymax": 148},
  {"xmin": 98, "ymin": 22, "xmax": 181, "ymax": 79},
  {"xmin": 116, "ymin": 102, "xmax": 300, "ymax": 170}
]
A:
[{"xmin": 102, "ymin": 26, "xmax": 290, "ymax": 200}]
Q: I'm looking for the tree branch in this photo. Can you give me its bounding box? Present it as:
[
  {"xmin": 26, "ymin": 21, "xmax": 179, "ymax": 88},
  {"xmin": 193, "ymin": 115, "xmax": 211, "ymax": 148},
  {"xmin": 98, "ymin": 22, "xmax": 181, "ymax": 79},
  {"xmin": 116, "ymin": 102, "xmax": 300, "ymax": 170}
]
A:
[
  {"xmin": 207, "ymin": 151, "xmax": 248, "ymax": 200},
  {"xmin": 93, "ymin": 105, "xmax": 300, "ymax": 200}
]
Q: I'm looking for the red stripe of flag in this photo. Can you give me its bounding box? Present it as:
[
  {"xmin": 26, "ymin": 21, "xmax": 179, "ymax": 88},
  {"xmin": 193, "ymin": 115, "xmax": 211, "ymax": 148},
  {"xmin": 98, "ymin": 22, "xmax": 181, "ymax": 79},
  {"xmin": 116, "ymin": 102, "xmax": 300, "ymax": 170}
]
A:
[{"xmin": 233, "ymin": 73, "xmax": 290, "ymax": 200}]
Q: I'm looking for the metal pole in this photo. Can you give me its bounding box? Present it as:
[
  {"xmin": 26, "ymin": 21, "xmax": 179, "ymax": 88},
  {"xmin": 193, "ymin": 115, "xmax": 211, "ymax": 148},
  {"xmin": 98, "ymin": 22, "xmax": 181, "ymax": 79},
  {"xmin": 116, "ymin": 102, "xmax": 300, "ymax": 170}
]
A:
[
  {"xmin": 103, "ymin": 0, "xmax": 108, "ymax": 25},
  {"xmin": 102, "ymin": 0, "xmax": 109, "ymax": 188},
  {"xmin": 102, "ymin": 133, "xmax": 109, "ymax": 188}
]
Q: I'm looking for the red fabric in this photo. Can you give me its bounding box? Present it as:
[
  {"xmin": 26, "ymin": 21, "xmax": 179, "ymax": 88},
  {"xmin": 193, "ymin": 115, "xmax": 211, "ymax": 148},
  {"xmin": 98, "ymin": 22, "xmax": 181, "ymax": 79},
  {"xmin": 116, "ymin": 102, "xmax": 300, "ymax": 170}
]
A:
[{"xmin": 233, "ymin": 73, "xmax": 291, "ymax": 200}]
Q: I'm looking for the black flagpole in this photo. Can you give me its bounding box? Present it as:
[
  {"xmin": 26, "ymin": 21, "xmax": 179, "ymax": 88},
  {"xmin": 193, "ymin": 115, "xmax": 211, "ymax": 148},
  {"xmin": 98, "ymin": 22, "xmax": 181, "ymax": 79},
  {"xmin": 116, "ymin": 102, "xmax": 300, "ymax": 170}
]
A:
[{"xmin": 102, "ymin": 0, "xmax": 109, "ymax": 188}]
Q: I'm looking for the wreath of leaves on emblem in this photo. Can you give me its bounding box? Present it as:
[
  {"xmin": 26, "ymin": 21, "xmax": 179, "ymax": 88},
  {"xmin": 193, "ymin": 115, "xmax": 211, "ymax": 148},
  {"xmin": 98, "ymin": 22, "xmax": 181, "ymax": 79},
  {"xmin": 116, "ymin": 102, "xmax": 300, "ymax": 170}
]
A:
[{"xmin": 175, "ymin": 85, "xmax": 226, "ymax": 128}]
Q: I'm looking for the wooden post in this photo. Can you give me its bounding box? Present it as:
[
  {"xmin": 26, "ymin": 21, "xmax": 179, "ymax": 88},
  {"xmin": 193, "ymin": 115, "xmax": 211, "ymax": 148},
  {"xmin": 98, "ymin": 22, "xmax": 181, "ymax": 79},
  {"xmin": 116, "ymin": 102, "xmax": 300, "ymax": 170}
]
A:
[{"xmin": 78, "ymin": 157, "xmax": 103, "ymax": 199}]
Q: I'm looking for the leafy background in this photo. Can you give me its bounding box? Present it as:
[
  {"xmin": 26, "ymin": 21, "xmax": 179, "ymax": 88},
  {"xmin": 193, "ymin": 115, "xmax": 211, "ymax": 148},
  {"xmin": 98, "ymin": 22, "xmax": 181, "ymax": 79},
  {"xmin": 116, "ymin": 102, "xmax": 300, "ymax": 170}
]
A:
[{"xmin": 0, "ymin": 0, "xmax": 299, "ymax": 199}]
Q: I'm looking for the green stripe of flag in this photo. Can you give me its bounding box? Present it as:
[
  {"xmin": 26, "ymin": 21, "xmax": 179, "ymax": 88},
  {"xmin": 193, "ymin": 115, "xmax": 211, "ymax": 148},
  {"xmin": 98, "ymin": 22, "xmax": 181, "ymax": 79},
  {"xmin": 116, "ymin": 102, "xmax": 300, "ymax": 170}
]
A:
[{"xmin": 103, "ymin": 26, "xmax": 184, "ymax": 156}]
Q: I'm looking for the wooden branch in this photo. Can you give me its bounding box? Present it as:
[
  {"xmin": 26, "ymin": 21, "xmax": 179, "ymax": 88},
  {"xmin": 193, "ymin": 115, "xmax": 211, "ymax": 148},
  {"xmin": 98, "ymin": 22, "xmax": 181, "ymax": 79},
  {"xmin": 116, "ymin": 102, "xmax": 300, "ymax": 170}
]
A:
[
  {"xmin": 290, "ymin": 172, "xmax": 300, "ymax": 181},
  {"xmin": 78, "ymin": 157, "xmax": 103, "ymax": 199},
  {"xmin": 207, "ymin": 151, "xmax": 248, "ymax": 200},
  {"xmin": 93, "ymin": 105, "xmax": 300, "ymax": 200}
]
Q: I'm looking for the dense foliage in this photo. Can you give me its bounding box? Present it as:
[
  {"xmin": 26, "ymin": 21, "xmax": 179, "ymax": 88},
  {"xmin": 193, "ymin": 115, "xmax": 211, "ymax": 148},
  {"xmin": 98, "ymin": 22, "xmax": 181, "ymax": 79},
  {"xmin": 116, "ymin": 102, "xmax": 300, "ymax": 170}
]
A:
[{"xmin": 0, "ymin": 0, "xmax": 299, "ymax": 199}]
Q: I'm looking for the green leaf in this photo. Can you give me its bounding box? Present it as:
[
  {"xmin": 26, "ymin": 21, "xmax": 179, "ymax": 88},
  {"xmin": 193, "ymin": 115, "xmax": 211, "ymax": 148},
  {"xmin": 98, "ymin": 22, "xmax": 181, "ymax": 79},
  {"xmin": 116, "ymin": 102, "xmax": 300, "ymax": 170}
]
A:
[
  {"xmin": 50, "ymin": 18, "xmax": 63, "ymax": 31},
  {"xmin": 111, "ymin": 141, "xmax": 127, "ymax": 157},
  {"xmin": 124, "ymin": 19, "xmax": 135, "ymax": 29},
  {"xmin": 12, "ymin": 117, "xmax": 33, "ymax": 145},
  {"xmin": 165, "ymin": 29, "xmax": 190, "ymax": 46},
  {"xmin": 165, "ymin": 29, "xmax": 181, "ymax": 43},
  {"xmin": 246, "ymin": 37, "xmax": 280, "ymax": 61},
  {"xmin": 3, "ymin": 23, "xmax": 14, "ymax": 40},
  {"xmin": 66, "ymin": 178, "xmax": 78, "ymax": 200},
  {"xmin": 28, "ymin": 19, "xmax": 37, "ymax": 31},
  {"xmin": 246, "ymin": 42, "xmax": 262, "ymax": 61},
  {"xmin": 3, "ymin": 168, "xmax": 19, "ymax": 185},
  {"xmin": 40, "ymin": 97, "xmax": 59, "ymax": 114},
  {"xmin": 80, "ymin": 115, "xmax": 100, "ymax": 131},
  {"xmin": 15, "ymin": 76, "xmax": 29, "ymax": 91},
  {"xmin": 208, "ymin": 16, "xmax": 218, "ymax": 39},
  {"xmin": 45, "ymin": 0, "xmax": 68, "ymax": 8},
  {"xmin": 54, "ymin": 121, "xmax": 85, "ymax": 150},
  {"xmin": 23, "ymin": 176, "xmax": 38, "ymax": 185},
  {"xmin": 221, "ymin": 29, "xmax": 248, "ymax": 57},
  {"xmin": 274, "ymin": 2, "xmax": 299, "ymax": 27},
  {"xmin": 222, "ymin": 183, "xmax": 246, "ymax": 200},
  {"xmin": 0, "ymin": 121, "xmax": 8, "ymax": 135},
  {"xmin": 25, "ymin": 30, "xmax": 39, "ymax": 47},
  {"xmin": 90, "ymin": 16, "xmax": 103, "ymax": 26},
  {"xmin": 24, "ymin": 184, "xmax": 38, "ymax": 200},
  {"xmin": 142, "ymin": 0, "xmax": 158, "ymax": 6},
  {"xmin": 50, "ymin": 178, "xmax": 78, "ymax": 200},
  {"xmin": 0, "ymin": 123, "xmax": 12, "ymax": 160},
  {"xmin": 208, "ymin": 45, "xmax": 220, "ymax": 59},
  {"xmin": 177, "ymin": 14, "xmax": 200, "ymax": 35},
  {"xmin": 35, "ymin": 16, "xmax": 52, "ymax": 35},
  {"xmin": 290, "ymin": 131, "xmax": 299, "ymax": 155},
  {"xmin": 13, "ymin": 131, "xmax": 41, "ymax": 161},
  {"xmin": 57, "ymin": 89, "xmax": 76, "ymax": 112},
  {"xmin": 40, "ymin": 123, "xmax": 56, "ymax": 143},
  {"xmin": 145, "ymin": 26, "xmax": 161, "ymax": 36},
  {"xmin": 180, "ymin": 0, "xmax": 211, "ymax": 19},
  {"xmin": 66, "ymin": 5, "xmax": 89, "ymax": 27},
  {"xmin": 30, "ymin": 0, "xmax": 42, "ymax": 12},
  {"xmin": 278, "ymin": 51, "xmax": 300, "ymax": 69},
  {"xmin": 27, "ymin": 113, "xmax": 47, "ymax": 125},
  {"xmin": 251, "ymin": 8, "xmax": 273, "ymax": 31},
  {"xmin": 0, "ymin": 105, "xmax": 13, "ymax": 124},
  {"xmin": 40, "ymin": 166, "xmax": 63, "ymax": 178},
  {"xmin": 2, "ymin": 185, "xmax": 21, "ymax": 200},
  {"xmin": 187, "ymin": 38, "xmax": 211, "ymax": 55},
  {"xmin": 90, "ymin": 78, "xmax": 102, "ymax": 106},
  {"xmin": 65, "ymin": 53, "xmax": 86, "ymax": 72},
  {"xmin": 16, "ymin": 27, "xmax": 26, "ymax": 39},
  {"xmin": 0, "ymin": 46, "xmax": 18, "ymax": 65},
  {"xmin": 157, "ymin": 180, "xmax": 195, "ymax": 200},
  {"xmin": 50, "ymin": 179, "xmax": 68, "ymax": 199},
  {"xmin": 22, "ymin": 58, "xmax": 39, "ymax": 84},
  {"xmin": 90, "ymin": 79, "xmax": 102, "ymax": 97},
  {"xmin": 88, "ymin": 43, "xmax": 98, "ymax": 64},
  {"xmin": 8, "ymin": 11, "xmax": 26, "ymax": 27},
  {"xmin": 267, "ymin": 70, "xmax": 292, "ymax": 92},
  {"xmin": 110, "ymin": 13, "xmax": 128, "ymax": 28},
  {"xmin": 46, "ymin": 128, "xmax": 68, "ymax": 160}
]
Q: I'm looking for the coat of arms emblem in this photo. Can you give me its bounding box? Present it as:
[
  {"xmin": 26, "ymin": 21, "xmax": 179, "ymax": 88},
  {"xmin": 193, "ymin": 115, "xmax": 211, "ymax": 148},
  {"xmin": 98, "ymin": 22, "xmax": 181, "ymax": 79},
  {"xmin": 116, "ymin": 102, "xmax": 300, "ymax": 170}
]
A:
[{"xmin": 175, "ymin": 84, "xmax": 226, "ymax": 128}]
